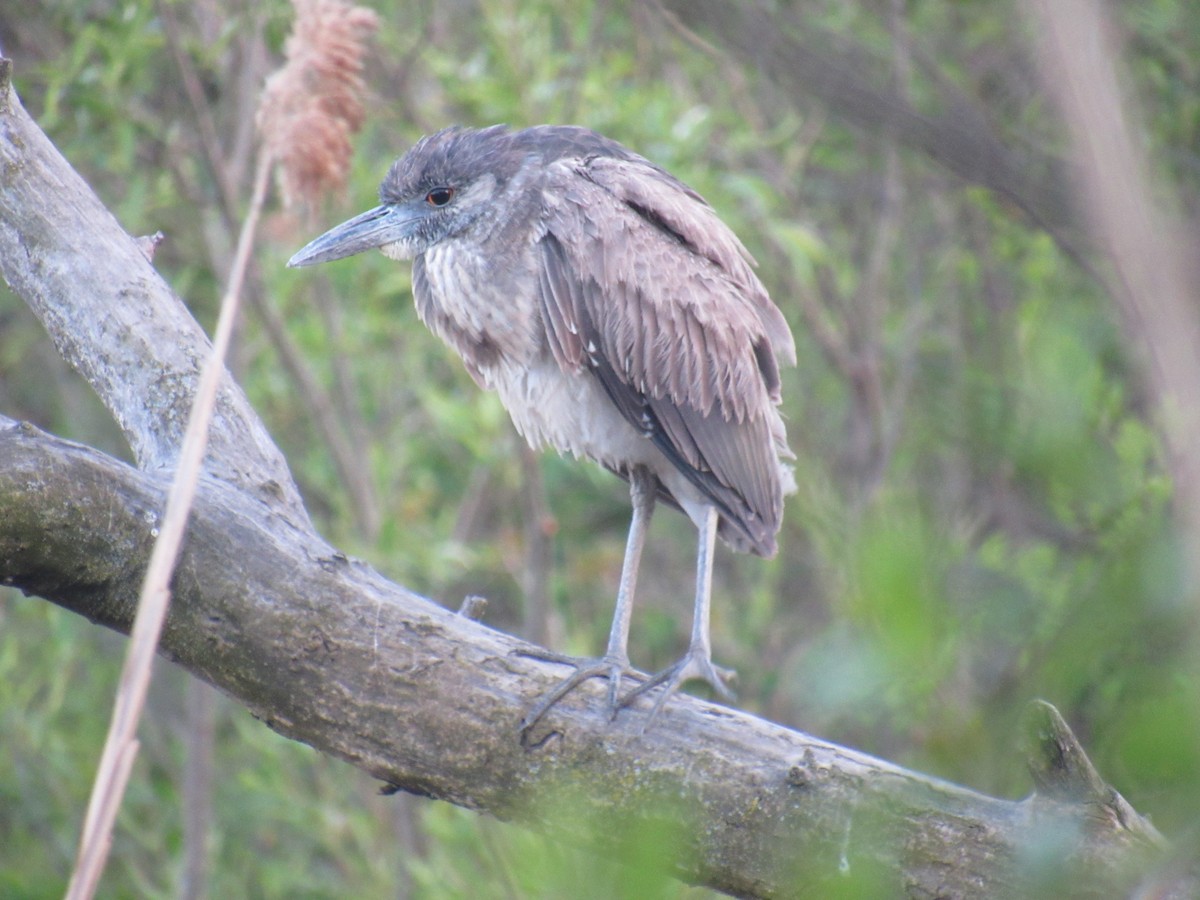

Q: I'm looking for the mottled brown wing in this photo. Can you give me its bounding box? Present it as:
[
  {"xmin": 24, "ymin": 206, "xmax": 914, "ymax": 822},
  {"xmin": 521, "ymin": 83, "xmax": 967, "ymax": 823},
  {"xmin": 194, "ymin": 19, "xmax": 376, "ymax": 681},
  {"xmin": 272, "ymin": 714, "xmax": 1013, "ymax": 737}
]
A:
[
  {"xmin": 536, "ymin": 157, "xmax": 793, "ymax": 555},
  {"xmin": 581, "ymin": 156, "xmax": 796, "ymax": 375}
]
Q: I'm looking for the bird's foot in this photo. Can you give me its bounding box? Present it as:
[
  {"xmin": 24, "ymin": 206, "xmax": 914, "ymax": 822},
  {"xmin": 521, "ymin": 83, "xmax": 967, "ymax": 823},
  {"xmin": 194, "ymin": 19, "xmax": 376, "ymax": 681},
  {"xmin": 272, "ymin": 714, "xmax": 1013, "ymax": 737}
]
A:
[
  {"xmin": 617, "ymin": 647, "xmax": 736, "ymax": 730},
  {"xmin": 513, "ymin": 648, "xmax": 643, "ymax": 739}
]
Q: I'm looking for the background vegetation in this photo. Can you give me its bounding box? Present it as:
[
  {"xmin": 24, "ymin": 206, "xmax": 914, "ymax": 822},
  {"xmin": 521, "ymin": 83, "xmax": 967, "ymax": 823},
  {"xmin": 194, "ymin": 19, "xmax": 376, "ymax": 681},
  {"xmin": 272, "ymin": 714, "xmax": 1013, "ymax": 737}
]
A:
[{"xmin": 1, "ymin": 0, "xmax": 1198, "ymax": 896}]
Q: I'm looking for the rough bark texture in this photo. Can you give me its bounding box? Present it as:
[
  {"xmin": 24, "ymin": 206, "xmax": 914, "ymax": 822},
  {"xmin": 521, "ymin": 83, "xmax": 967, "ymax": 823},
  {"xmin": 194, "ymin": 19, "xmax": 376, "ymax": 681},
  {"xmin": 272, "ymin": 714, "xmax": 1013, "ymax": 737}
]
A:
[
  {"xmin": 0, "ymin": 58, "xmax": 1186, "ymax": 898},
  {"xmin": 0, "ymin": 418, "xmax": 1171, "ymax": 897},
  {"xmin": 0, "ymin": 59, "xmax": 307, "ymax": 523}
]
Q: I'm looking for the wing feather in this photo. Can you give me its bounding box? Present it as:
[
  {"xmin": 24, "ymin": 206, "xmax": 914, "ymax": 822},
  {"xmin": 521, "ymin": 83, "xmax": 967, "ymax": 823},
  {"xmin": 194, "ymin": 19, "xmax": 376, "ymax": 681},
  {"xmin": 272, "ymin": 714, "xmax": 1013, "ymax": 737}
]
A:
[
  {"xmin": 582, "ymin": 156, "xmax": 796, "ymax": 369},
  {"xmin": 536, "ymin": 154, "xmax": 794, "ymax": 554}
]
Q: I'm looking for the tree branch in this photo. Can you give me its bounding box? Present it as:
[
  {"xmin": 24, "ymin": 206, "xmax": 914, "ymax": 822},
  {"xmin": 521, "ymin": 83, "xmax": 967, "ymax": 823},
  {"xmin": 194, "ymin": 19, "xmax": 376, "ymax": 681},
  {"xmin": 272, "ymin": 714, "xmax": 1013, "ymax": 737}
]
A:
[
  {"xmin": 0, "ymin": 417, "xmax": 1173, "ymax": 897},
  {"xmin": 0, "ymin": 59, "xmax": 307, "ymax": 525},
  {"xmin": 655, "ymin": 0, "xmax": 1091, "ymax": 266}
]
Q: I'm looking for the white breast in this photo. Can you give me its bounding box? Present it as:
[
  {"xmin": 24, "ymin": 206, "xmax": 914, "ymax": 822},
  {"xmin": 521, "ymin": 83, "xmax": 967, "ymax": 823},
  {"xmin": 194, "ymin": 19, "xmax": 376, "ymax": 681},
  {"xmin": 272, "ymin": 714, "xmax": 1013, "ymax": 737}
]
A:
[
  {"xmin": 416, "ymin": 231, "xmax": 720, "ymax": 532},
  {"xmin": 490, "ymin": 357, "xmax": 639, "ymax": 463}
]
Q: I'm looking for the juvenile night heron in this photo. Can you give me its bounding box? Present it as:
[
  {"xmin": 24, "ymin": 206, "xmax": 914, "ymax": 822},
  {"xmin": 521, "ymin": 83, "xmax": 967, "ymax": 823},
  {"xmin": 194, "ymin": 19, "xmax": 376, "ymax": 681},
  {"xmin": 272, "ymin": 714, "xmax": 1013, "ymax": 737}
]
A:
[{"xmin": 289, "ymin": 125, "xmax": 795, "ymax": 732}]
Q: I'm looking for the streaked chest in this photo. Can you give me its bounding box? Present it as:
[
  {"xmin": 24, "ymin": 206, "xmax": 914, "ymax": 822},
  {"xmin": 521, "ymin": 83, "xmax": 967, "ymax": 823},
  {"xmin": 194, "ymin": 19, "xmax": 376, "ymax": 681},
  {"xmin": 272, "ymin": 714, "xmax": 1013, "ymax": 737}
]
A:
[
  {"xmin": 413, "ymin": 236, "xmax": 658, "ymax": 470},
  {"xmin": 414, "ymin": 240, "xmax": 542, "ymax": 382}
]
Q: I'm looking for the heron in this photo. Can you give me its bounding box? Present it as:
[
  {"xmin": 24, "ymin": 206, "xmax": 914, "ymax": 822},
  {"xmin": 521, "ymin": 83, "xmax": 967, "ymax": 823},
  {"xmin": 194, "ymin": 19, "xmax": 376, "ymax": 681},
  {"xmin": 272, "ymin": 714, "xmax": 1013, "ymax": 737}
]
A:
[{"xmin": 289, "ymin": 125, "xmax": 795, "ymax": 733}]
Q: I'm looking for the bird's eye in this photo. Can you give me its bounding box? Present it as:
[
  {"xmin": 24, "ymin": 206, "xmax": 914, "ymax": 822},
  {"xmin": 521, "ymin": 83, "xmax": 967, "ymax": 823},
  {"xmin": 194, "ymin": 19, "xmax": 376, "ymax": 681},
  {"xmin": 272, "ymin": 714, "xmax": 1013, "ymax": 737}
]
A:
[{"xmin": 426, "ymin": 187, "xmax": 455, "ymax": 207}]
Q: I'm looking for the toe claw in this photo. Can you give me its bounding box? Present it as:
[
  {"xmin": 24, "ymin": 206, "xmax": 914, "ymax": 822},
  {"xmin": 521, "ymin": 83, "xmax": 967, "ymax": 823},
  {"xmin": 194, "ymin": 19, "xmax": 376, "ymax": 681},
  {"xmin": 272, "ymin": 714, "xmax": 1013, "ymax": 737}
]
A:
[
  {"xmin": 517, "ymin": 654, "xmax": 639, "ymax": 739},
  {"xmin": 617, "ymin": 647, "xmax": 737, "ymax": 727}
]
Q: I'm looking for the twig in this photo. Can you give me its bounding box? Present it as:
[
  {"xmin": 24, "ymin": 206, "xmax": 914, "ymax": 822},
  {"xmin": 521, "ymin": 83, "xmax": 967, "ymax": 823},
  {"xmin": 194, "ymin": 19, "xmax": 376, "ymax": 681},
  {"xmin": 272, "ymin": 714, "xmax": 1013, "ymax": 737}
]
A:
[
  {"xmin": 1024, "ymin": 0, "xmax": 1200, "ymax": 578},
  {"xmin": 157, "ymin": 0, "xmax": 241, "ymax": 219},
  {"xmin": 65, "ymin": 149, "xmax": 272, "ymax": 900},
  {"xmin": 245, "ymin": 281, "xmax": 382, "ymax": 538},
  {"xmin": 181, "ymin": 680, "xmax": 216, "ymax": 900},
  {"xmin": 519, "ymin": 443, "xmax": 559, "ymax": 648}
]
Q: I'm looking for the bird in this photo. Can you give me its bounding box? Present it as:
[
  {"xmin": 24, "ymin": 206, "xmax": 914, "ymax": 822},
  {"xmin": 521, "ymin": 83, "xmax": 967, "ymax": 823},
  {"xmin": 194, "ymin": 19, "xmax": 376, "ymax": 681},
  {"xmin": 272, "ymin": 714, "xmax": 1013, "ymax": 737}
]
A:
[{"xmin": 289, "ymin": 124, "xmax": 795, "ymax": 734}]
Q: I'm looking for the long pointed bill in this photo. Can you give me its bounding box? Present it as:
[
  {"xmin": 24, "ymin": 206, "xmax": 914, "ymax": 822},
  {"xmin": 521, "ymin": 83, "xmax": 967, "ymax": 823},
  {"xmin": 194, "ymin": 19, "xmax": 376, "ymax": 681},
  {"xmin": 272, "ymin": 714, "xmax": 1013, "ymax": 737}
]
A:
[{"xmin": 287, "ymin": 203, "xmax": 421, "ymax": 267}]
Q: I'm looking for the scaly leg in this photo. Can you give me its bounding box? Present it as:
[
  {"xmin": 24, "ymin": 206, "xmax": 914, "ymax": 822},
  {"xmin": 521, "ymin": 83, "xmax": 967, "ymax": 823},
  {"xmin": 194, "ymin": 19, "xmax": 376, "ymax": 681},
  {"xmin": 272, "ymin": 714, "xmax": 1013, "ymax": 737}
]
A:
[
  {"xmin": 618, "ymin": 504, "xmax": 735, "ymax": 725},
  {"xmin": 517, "ymin": 466, "xmax": 656, "ymax": 736}
]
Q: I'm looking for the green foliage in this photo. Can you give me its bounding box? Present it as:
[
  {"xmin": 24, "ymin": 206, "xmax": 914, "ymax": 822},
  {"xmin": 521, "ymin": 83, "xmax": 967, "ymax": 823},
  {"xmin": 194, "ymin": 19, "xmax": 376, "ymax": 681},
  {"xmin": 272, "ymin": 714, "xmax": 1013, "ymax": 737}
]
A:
[
  {"xmin": 3, "ymin": 0, "xmax": 1200, "ymax": 893},
  {"xmin": 410, "ymin": 788, "xmax": 707, "ymax": 900}
]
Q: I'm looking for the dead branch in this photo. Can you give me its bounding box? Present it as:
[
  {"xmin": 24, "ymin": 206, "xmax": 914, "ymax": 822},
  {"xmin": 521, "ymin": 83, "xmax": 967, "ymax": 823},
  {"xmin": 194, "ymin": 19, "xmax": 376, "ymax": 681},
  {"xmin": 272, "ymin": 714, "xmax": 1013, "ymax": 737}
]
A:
[{"xmin": 0, "ymin": 416, "xmax": 1174, "ymax": 897}]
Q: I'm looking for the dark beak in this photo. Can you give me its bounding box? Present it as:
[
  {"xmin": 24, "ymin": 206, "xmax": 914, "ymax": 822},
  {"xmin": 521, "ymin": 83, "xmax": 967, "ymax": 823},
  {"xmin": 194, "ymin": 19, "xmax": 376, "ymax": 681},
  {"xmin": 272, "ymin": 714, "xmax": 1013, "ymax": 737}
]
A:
[{"xmin": 287, "ymin": 203, "xmax": 421, "ymax": 267}]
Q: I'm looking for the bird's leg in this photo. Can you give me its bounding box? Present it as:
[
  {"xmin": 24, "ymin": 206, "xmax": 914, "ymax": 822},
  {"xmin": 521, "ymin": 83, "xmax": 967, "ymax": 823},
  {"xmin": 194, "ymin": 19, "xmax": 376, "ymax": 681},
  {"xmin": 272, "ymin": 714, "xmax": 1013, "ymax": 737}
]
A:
[
  {"xmin": 517, "ymin": 467, "xmax": 656, "ymax": 735},
  {"xmin": 618, "ymin": 504, "xmax": 735, "ymax": 725}
]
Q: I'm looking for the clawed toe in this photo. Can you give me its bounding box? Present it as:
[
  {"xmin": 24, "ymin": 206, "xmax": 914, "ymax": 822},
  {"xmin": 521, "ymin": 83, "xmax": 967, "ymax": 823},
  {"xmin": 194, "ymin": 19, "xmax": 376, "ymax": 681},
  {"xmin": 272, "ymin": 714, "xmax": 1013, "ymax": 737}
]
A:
[
  {"xmin": 618, "ymin": 649, "xmax": 737, "ymax": 728},
  {"xmin": 516, "ymin": 652, "xmax": 642, "ymax": 737}
]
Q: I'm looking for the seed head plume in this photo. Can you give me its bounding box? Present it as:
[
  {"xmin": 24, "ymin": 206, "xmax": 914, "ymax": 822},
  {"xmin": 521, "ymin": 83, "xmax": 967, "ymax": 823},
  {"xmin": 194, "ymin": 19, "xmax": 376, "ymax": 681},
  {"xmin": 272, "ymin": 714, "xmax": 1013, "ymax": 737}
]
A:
[{"xmin": 258, "ymin": 0, "xmax": 380, "ymax": 212}]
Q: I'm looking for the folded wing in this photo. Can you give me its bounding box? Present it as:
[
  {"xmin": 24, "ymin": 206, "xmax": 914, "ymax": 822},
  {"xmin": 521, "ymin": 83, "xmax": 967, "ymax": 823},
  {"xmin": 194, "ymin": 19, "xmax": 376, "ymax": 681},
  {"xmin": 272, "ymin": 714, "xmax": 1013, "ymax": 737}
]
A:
[{"xmin": 536, "ymin": 153, "xmax": 794, "ymax": 556}]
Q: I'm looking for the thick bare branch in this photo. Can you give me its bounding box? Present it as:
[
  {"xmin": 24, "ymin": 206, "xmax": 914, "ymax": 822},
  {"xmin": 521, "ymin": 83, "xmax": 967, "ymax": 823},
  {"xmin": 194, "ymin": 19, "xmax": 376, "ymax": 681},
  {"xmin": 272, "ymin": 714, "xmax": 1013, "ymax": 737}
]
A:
[
  {"xmin": 0, "ymin": 418, "xmax": 1176, "ymax": 897},
  {"xmin": 0, "ymin": 60, "xmax": 308, "ymax": 525}
]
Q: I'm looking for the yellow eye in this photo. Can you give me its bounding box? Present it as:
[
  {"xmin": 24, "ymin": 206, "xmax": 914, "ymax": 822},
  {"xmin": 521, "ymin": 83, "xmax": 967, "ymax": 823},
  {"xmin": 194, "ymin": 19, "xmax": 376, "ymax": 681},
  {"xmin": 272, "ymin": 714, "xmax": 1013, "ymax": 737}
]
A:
[{"xmin": 426, "ymin": 187, "xmax": 455, "ymax": 207}]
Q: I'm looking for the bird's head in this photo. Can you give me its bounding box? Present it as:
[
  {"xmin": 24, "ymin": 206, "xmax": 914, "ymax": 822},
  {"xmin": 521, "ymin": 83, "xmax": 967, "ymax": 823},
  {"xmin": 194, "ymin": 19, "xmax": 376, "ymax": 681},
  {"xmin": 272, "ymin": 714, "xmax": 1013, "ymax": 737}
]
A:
[{"xmin": 288, "ymin": 125, "xmax": 523, "ymax": 268}]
